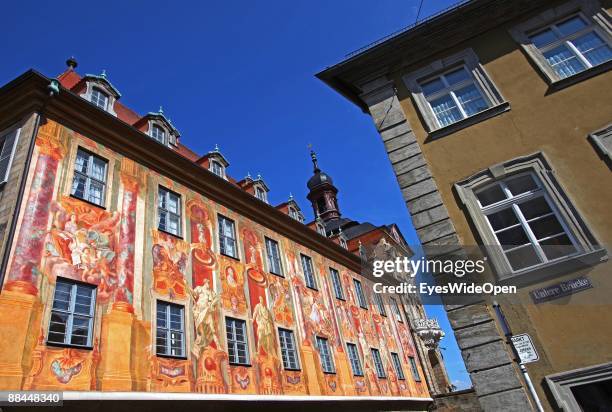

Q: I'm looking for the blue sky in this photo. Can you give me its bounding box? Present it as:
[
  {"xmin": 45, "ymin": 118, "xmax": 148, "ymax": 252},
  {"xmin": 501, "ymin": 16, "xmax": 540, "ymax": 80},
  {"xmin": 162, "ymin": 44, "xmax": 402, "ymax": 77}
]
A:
[{"xmin": 3, "ymin": 0, "xmax": 470, "ymax": 390}]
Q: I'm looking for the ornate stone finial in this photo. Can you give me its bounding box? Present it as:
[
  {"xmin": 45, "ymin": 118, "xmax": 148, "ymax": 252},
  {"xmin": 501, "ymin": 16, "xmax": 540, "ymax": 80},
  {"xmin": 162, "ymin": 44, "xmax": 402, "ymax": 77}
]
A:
[
  {"xmin": 66, "ymin": 56, "xmax": 78, "ymax": 70},
  {"xmin": 214, "ymin": 144, "xmax": 220, "ymax": 152},
  {"xmin": 415, "ymin": 318, "xmax": 445, "ymax": 350},
  {"xmin": 101, "ymin": 69, "xmax": 107, "ymax": 78},
  {"xmin": 289, "ymin": 192, "xmax": 294, "ymax": 200},
  {"xmin": 159, "ymin": 105, "xmax": 164, "ymax": 114},
  {"xmin": 256, "ymin": 173, "xmax": 262, "ymax": 180},
  {"xmin": 245, "ymin": 172, "xmax": 252, "ymax": 180}
]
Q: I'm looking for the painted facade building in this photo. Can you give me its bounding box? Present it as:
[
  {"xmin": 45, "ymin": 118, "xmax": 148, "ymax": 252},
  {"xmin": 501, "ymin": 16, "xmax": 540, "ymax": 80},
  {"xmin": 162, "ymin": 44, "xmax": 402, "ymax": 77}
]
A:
[
  {"xmin": 318, "ymin": 0, "xmax": 612, "ymax": 410},
  {"xmin": 0, "ymin": 61, "xmax": 437, "ymax": 410}
]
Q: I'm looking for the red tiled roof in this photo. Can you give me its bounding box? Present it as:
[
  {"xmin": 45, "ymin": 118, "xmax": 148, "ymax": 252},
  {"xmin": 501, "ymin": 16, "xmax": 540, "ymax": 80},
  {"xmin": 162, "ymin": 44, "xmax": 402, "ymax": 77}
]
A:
[{"xmin": 56, "ymin": 67, "xmax": 249, "ymax": 191}]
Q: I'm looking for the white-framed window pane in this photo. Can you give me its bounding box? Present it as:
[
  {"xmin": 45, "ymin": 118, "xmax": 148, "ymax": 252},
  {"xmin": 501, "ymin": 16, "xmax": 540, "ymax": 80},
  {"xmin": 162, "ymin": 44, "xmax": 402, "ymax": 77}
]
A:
[
  {"xmin": 409, "ymin": 356, "xmax": 421, "ymax": 381},
  {"xmin": 226, "ymin": 318, "xmax": 249, "ymax": 365},
  {"xmin": 444, "ymin": 67, "xmax": 471, "ymax": 85},
  {"xmin": 391, "ymin": 352, "xmax": 405, "ymax": 380},
  {"xmin": 91, "ymin": 89, "xmax": 108, "ymax": 110},
  {"xmin": 530, "ymin": 28, "xmax": 559, "ymax": 48},
  {"xmin": 330, "ymin": 268, "xmax": 343, "ymax": 299},
  {"xmin": 455, "ymin": 84, "xmax": 488, "ymax": 116},
  {"xmin": 543, "ymin": 45, "xmax": 586, "ymax": 78},
  {"xmin": 421, "ymin": 78, "xmax": 445, "ymax": 96},
  {"xmin": 354, "ymin": 279, "xmax": 367, "ymax": 308},
  {"xmin": 371, "ymin": 348, "xmax": 386, "ymax": 378},
  {"xmin": 430, "ymin": 94, "xmax": 463, "ymax": 127},
  {"xmin": 279, "ymin": 329, "xmax": 299, "ymax": 370},
  {"xmin": 301, "ymin": 255, "xmax": 316, "ymax": 289},
  {"xmin": 219, "ymin": 216, "xmax": 237, "ymax": 258},
  {"xmin": 573, "ymin": 32, "xmax": 612, "ymax": 66},
  {"xmin": 48, "ymin": 279, "xmax": 95, "ymax": 347},
  {"xmin": 158, "ymin": 187, "xmax": 181, "ymax": 236},
  {"xmin": 316, "ymin": 337, "xmax": 334, "ymax": 373},
  {"xmin": 156, "ymin": 301, "xmax": 185, "ymax": 357},
  {"xmin": 71, "ymin": 149, "xmax": 107, "ymax": 207},
  {"xmin": 346, "ymin": 343, "xmax": 363, "ymax": 376},
  {"xmin": 476, "ymin": 183, "xmax": 507, "ymax": 207},
  {"xmin": 556, "ymin": 15, "xmax": 588, "ymax": 36}
]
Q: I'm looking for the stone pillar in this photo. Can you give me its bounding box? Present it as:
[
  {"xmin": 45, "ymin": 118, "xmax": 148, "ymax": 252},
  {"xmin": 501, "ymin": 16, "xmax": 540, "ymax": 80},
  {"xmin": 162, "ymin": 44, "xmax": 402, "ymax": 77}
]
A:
[
  {"xmin": 359, "ymin": 78, "xmax": 532, "ymax": 411},
  {"xmin": 5, "ymin": 121, "xmax": 65, "ymax": 295}
]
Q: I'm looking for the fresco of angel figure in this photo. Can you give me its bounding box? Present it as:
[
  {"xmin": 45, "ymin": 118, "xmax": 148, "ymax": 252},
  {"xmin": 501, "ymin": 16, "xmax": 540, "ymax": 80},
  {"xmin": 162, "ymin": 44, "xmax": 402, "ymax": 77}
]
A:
[
  {"xmin": 190, "ymin": 279, "xmax": 220, "ymax": 357},
  {"xmin": 252, "ymin": 296, "xmax": 276, "ymax": 356}
]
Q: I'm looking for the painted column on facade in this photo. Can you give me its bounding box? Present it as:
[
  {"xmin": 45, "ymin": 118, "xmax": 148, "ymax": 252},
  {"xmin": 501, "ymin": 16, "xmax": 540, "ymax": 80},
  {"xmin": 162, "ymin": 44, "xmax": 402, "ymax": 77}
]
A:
[{"xmin": 5, "ymin": 121, "xmax": 65, "ymax": 295}]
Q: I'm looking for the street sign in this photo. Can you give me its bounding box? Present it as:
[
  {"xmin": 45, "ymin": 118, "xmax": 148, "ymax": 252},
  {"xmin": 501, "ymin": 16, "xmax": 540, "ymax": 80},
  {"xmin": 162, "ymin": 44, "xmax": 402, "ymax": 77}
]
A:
[{"xmin": 511, "ymin": 333, "xmax": 539, "ymax": 364}]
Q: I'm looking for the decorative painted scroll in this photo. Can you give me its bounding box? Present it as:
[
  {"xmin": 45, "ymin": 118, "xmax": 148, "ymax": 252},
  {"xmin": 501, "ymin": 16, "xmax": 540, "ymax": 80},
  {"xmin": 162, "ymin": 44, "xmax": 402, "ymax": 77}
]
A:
[{"xmin": 151, "ymin": 230, "xmax": 189, "ymax": 299}]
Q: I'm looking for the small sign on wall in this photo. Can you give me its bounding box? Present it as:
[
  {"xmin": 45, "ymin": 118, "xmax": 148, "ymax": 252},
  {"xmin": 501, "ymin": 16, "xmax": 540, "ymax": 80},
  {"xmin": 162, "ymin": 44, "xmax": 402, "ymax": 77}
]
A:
[
  {"xmin": 530, "ymin": 276, "xmax": 592, "ymax": 304},
  {"xmin": 511, "ymin": 333, "xmax": 539, "ymax": 364}
]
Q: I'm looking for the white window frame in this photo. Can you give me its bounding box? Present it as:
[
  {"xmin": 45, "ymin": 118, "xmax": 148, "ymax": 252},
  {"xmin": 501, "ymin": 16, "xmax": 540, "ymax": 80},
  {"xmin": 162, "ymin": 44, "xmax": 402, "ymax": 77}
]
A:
[
  {"xmin": 329, "ymin": 268, "xmax": 344, "ymax": 300},
  {"xmin": 218, "ymin": 214, "xmax": 238, "ymax": 259},
  {"xmin": 255, "ymin": 185, "xmax": 268, "ymax": 203},
  {"xmin": 300, "ymin": 254, "xmax": 317, "ymax": 290},
  {"xmin": 278, "ymin": 328, "xmax": 300, "ymax": 370},
  {"xmin": 210, "ymin": 159, "xmax": 225, "ymax": 178},
  {"xmin": 90, "ymin": 87, "xmax": 109, "ymax": 111},
  {"xmin": 476, "ymin": 172, "xmax": 580, "ymax": 274},
  {"xmin": 391, "ymin": 352, "xmax": 406, "ymax": 380},
  {"xmin": 371, "ymin": 348, "xmax": 386, "ymax": 379},
  {"xmin": 316, "ymin": 223, "xmax": 326, "ymax": 236},
  {"xmin": 71, "ymin": 148, "xmax": 108, "ymax": 207},
  {"xmin": 373, "ymin": 292, "xmax": 387, "ymax": 316},
  {"xmin": 47, "ymin": 278, "xmax": 96, "ymax": 348},
  {"xmin": 346, "ymin": 342, "xmax": 364, "ymax": 377},
  {"xmin": 0, "ymin": 126, "xmax": 21, "ymax": 185},
  {"xmin": 455, "ymin": 152, "xmax": 606, "ymax": 282},
  {"xmin": 509, "ymin": 0, "xmax": 612, "ymax": 84},
  {"xmin": 150, "ymin": 124, "xmax": 166, "ymax": 145},
  {"xmin": 158, "ymin": 186, "xmax": 182, "ymax": 237},
  {"xmin": 353, "ymin": 279, "xmax": 368, "ymax": 309},
  {"xmin": 408, "ymin": 356, "xmax": 421, "ymax": 382},
  {"xmin": 155, "ymin": 301, "xmax": 186, "ymax": 358},
  {"xmin": 226, "ymin": 317, "xmax": 250, "ymax": 365},
  {"xmin": 402, "ymin": 48, "xmax": 507, "ymax": 134},
  {"xmin": 315, "ymin": 336, "xmax": 335, "ymax": 374},
  {"xmin": 389, "ymin": 297, "xmax": 403, "ymax": 323},
  {"xmin": 265, "ymin": 237, "xmax": 284, "ymax": 276},
  {"xmin": 546, "ymin": 362, "xmax": 612, "ymax": 411}
]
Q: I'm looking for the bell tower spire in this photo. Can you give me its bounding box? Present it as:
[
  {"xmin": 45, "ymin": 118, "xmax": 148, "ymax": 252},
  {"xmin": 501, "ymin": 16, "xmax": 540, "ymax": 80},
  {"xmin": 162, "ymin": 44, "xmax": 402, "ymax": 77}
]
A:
[{"xmin": 306, "ymin": 149, "xmax": 341, "ymax": 222}]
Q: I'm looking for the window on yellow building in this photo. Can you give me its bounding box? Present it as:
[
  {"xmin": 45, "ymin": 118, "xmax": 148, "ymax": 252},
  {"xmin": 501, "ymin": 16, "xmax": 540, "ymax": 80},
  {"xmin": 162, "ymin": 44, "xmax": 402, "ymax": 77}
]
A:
[
  {"xmin": 71, "ymin": 148, "xmax": 108, "ymax": 207},
  {"xmin": 329, "ymin": 268, "xmax": 344, "ymax": 300},
  {"xmin": 48, "ymin": 278, "xmax": 96, "ymax": 348},
  {"xmin": 315, "ymin": 336, "xmax": 335, "ymax": 374},
  {"xmin": 278, "ymin": 328, "xmax": 299, "ymax": 370},
  {"xmin": 156, "ymin": 301, "xmax": 185, "ymax": 358},
  {"xmin": 158, "ymin": 186, "xmax": 182, "ymax": 237},
  {"xmin": 226, "ymin": 317, "xmax": 249, "ymax": 365},
  {"xmin": 346, "ymin": 342, "xmax": 363, "ymax": 377},
  {"xmin": 218, "ymin": 215, "xmax": 238, "ymax": 259},
  {"xmin": 300, "ymin": 254, "xmax": 317, "ymax": 290},
  {"xmin": 371, "ymin": 348, "xmax": 386, "ymax": 379},
  {"xmin": 409, "ymin": 356, "xmax": 421, "ymax": 382},
  {"xmin": 391, "ymin": 352, "xmax": 405, "ymax": 380},
  {"xmin": 265, "ymin": 237, "xmax": 283, "ymax": 276},
  {"xmin": 353, "ymin": 279, "xmax": 368, "ymax": 309}
]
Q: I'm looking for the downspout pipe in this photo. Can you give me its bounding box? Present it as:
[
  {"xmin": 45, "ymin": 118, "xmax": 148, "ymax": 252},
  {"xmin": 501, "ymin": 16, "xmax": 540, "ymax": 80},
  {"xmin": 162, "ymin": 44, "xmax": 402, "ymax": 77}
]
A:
[
  {"xmin": 492, "ymin": 301, "xmax": 544, "ymax": 412},
  {"xmin": 0, "ymin": 79, "xmax": 58, "ymax": 291}
]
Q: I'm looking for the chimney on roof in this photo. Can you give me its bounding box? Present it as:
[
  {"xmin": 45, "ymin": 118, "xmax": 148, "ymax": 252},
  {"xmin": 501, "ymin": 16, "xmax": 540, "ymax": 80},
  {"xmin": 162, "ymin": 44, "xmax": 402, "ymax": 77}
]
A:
[{"xmin": 66, "ymin": 57, "xmax": 78, "ymax": 70}]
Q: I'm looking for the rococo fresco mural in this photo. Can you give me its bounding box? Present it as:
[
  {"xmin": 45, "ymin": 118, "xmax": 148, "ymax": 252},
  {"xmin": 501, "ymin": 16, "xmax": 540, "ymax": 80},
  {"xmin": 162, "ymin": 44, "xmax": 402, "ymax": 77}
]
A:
[{"xmin": 0, "ymin": 119, "xmax": 428, "ymax": 398}]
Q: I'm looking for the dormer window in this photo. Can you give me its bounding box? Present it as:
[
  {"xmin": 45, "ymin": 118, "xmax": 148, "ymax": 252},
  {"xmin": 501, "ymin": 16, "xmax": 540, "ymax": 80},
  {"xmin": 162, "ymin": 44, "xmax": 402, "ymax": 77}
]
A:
[
  {"xmin": 289, "ymin": 207, "xmax": 298, "ymax": 219},
  {"xmin": 90, "ymin": 88, "xmax": 109, "ymax": 110},
  {"xmin": 210, "ymin": 160, "xmax": 225, "ymax": 178},
  {"xmin": 255, "ymin": 186, "xmax": 268, "ymax": 203},
  {"xmin": 151, "ymin": 124, "xmax": 166, "ymax": 144},
  {"xmin": 339, "ymin": 237, "xmax": 348, "ymax": 250}
]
